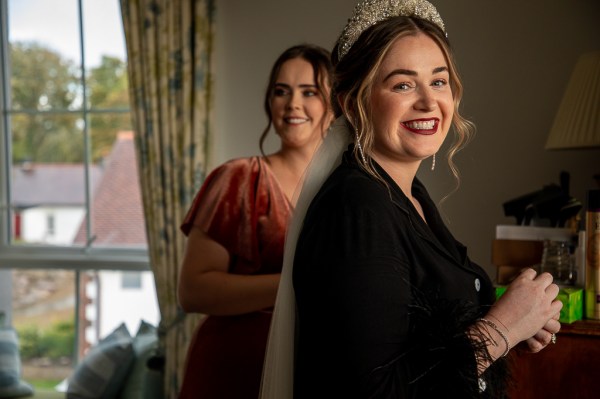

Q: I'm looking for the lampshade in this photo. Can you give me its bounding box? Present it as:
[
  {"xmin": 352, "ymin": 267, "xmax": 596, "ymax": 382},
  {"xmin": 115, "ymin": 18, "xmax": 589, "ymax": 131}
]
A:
[{"xmin": 545, "ymin": 51, "xmax": 600, "ymax": 150}]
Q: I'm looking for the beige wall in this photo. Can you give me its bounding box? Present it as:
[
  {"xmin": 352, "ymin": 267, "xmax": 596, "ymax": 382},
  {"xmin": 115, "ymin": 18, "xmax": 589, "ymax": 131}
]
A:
[{"xmin": 214, "ymin": 0, "xmax": 600, "ymax": 276}]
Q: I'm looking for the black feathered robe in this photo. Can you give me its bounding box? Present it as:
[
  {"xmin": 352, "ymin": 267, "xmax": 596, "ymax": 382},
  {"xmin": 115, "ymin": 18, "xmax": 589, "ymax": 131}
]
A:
[{"xmin": 293, "ymin": 148, "xmax": 509, "ymax": 398}]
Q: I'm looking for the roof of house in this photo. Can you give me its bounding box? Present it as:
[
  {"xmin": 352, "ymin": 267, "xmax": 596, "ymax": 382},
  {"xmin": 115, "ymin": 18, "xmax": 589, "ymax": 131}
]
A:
[
  {"xmin": 12, "ymin": 163, "xmax": 103, "ymax": 207},
  {"xmin": 73, "ymin": 131, "xmax": 147, "ymax": 246}
]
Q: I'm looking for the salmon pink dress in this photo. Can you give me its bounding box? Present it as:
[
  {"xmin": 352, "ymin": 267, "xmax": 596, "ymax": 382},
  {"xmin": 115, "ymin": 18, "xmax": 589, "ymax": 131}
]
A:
[{"xmin": 178, "ymin": 157, "xmax": 292, "ymax": 399}]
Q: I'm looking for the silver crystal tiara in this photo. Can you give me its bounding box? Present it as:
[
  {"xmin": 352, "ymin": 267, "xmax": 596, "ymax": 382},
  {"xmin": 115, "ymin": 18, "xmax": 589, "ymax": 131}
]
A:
[{"xmin": 338, "ymin": 0, "xmax": 446, "ymax": 60}]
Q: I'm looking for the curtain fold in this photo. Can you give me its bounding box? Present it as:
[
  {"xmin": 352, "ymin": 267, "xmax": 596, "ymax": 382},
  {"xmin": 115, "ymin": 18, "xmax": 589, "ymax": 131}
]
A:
[{"xmin": 120, "ymin": 0, "xmax": 215, "ymax": 397}]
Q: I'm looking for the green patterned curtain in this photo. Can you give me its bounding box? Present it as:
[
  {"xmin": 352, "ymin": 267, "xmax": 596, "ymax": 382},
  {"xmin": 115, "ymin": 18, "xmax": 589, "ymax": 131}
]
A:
[{"xmin": 120, "ymin": 0, "xmax": 215, "ymax": 397}]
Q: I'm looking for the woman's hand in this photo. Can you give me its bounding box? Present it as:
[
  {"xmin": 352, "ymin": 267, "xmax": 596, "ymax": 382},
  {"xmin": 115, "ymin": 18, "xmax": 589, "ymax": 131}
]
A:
[
  {"xmin": 469, "ymin": 269, "xmax": 562, "ymax": 374},
  {"xmin": 520, "ymin": 311, "xmax": 561, "ymax": 353},
  {"xmin": 487, "ymin": 268, "xmax": 562, "ymax": 351}
]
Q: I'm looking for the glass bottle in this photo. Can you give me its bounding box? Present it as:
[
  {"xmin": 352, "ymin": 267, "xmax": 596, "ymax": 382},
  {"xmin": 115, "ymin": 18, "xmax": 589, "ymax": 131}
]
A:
[{"xmin": 541, "ymin": 239, "xmax": 575, "ymax": 285}]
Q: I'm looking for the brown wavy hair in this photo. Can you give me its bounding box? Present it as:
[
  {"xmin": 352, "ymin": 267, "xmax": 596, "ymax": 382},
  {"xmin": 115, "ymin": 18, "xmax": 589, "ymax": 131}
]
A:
[{"xmin": 259, "ymin": 44, "xmax": 334, "ymax": 156}]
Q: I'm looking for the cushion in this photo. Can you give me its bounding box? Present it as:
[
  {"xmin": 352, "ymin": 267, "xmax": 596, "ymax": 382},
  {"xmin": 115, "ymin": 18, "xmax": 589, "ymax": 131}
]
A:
[
  {"xmin": 0, "ymin": 327, "xmax": 34, "ymax": 398},
  {"xmin": 119, "ymin": 321, "xmax": 159, "ymax": 399},
  {"xmin": 66, "ymin": 323, "xmax": 134, "ymax": 399}
]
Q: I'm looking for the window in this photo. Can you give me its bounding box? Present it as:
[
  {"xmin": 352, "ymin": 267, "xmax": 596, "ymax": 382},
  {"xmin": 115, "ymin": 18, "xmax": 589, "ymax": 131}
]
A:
[
  {"xmin": 46, "ymin": 213, "xmax": 55, "ymax": 236},
  {"xmin": 0, "ymin": 0, "xmax": 159, "ymax": 391},
  {"xmin": 121, "ymin": 271, "xmax": 142, "ymax": 289}
]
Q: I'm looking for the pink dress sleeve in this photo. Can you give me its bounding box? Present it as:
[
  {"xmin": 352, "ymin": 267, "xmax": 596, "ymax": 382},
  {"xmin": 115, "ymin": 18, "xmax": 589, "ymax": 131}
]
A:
[{"xmin": 180, "ymin": 157, "xmax": 292, "ymax": 275}]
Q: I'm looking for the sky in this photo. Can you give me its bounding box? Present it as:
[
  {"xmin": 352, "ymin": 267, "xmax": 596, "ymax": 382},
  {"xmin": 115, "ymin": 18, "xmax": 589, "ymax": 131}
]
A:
[{"xmin": 8, "ymin": 0, "xmax": 126, "ymax": 67}]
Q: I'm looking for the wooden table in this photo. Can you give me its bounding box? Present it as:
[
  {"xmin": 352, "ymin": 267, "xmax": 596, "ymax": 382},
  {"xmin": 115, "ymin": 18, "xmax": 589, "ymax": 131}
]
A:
[{"xmin": 507, "ymin": 319, "xmax": 600, "ymax": 399}]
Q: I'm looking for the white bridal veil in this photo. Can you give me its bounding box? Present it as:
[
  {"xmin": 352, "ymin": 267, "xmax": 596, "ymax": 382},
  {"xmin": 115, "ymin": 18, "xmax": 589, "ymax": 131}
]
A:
[{"xmin": 259, "ymin": 117, "xmax": 352, "ymax": 399}]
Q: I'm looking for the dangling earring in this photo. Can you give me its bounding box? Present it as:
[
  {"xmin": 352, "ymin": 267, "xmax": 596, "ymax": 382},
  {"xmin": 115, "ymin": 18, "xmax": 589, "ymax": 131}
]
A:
[
  {"xmin": 355, "ymin": 128, "xmax": 367, "ymax": 164},
  {"xmin": 431, "ymin": 153, "xmax": 436, "ymax": 171}
]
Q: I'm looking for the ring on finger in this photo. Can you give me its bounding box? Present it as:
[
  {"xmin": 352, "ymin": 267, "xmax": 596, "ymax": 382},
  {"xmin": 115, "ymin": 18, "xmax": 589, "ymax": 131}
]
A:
[{"xmin": 551, "ymin": 333, "xmax": 557, "ymax": 344}]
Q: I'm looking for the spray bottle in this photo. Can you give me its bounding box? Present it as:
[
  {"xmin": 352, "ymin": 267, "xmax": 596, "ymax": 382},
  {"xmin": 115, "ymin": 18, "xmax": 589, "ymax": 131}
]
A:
[{"xmin": 585, "ymin": 189, "xmax": 600, "ymax": 319}]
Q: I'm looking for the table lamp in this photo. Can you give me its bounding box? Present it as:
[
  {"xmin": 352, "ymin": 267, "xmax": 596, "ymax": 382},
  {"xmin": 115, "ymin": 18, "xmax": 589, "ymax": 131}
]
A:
[
  {"xmin": 545, "ymin": 50, "xmax": 600, "ymax": 152},
  {"xmin": 545, "ymin": 50, "xmax": 600, "ymax": 190}
]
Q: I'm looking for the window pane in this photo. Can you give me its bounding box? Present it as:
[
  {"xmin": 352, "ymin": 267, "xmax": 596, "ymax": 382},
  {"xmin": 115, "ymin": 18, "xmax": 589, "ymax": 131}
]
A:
[
  {"xmin": 12, "ymin": 269, "xmax": 76, "ymax": 390},
  {"xmin": 12, "ymin": 269, "xmax": 159, "ymax": 392},
  {"xmin": 8, "ymin": 0, "xmax": 82, "ymax": 112},
  {"xmin": 10, "ymin": 113, "xmax": 89, "ymax": 246}
]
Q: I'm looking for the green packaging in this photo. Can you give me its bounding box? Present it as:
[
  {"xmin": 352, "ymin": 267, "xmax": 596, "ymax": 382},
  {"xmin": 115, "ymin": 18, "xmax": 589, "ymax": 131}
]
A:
[{"xmin": 557, "ymin": 287, "xmax": 583, "ymax": 323}]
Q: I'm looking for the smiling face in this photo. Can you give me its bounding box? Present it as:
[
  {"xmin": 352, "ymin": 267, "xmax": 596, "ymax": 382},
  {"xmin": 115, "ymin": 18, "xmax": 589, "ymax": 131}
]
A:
[
  {"xmin": 270, "ymin": 58, "xmax": 330, "ymax": 150},
  {"xmin": 369, "ymin": 32, "xmax": 454, "ymax": 167}
]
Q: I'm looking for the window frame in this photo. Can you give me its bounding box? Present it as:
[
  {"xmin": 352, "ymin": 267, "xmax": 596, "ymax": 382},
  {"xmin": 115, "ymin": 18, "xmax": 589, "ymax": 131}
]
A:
[{"xmin": 0, "ymin": 0, "xmax": 149, "ymax": 272}]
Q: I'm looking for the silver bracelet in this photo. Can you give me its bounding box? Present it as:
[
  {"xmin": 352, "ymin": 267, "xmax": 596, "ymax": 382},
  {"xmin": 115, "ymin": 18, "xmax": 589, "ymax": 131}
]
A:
[
  {"xmin": 478, "ymin": 377, "xmax": 487, "ymax": 393},
  {"xmin": 478, "ymin": 318, "xmax": 511, "ymax": 358}
]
